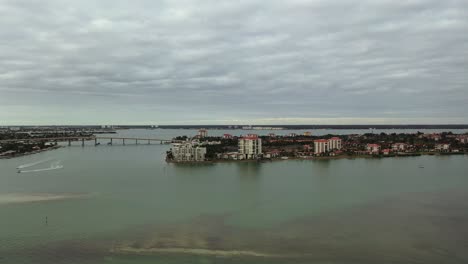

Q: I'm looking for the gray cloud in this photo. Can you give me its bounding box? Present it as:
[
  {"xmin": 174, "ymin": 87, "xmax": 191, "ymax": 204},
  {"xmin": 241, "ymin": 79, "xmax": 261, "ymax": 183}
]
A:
[{"xmin": 0, "ymin": 0, "xmax": 467, "ymax": 125}]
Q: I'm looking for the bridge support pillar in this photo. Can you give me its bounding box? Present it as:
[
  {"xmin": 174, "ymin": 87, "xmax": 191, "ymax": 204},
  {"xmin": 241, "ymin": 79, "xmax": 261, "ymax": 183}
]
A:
[
  {"xmin": 148, "ymin": 140, "xmax": 150, "ymax": 145},
  {"xmin": 82, "ymin": 139, "xmax": 85, "ymax": 147},
  {"xmin": 136, "ymin": 139, "xmax": 138, "ymax": 145},
  {"xmin": 68, "ymin": 140, "xmax": 71, "ymax": 146},
  {"xmin": 160, "ymin": 141, "xmax": 163, "ymax": 144},
  {"xmin": 110, "ymin": 138, "xmax": 113, "ymax": 145},
  {"xmin": 123, "ymin": 139, "xmax": 125, "ymax": 145},
  {"xmin": 95, "ymin": 138, "xmax": 97, "ymax": 146}
]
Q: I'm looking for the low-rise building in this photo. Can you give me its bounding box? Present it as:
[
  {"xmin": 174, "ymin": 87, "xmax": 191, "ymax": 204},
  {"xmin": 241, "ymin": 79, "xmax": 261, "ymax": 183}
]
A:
[
  {"xmin": 303, "ymin": 131, "xmax": 312, "ymax": 136},
  {"xmin": 435, "ymin": 143, "xmax": 450, "ymax": 152},
  {"xmin": 392, "ymin": 143, "xmax": 408, "ymax": 152},
  {"xmin": 239, "ymin": 134, "xmax": 262, "ymax": 159},
  {"xmin": 219, "ymin": 152, "xmax": 245, "ymax": 160},
  {"xmin": 367, "ymin": 144, "xmax": 381, "ymax": 154},
  {"xmin": 264, "ymin": 150, "xmax": 281, "ymax": 159},
  {"xmin": 456, "ymin": 135, "xmax": 468, "ymax": 144},
  {"xmin": 170, "ymin": 142, "xmax": 206, "ymax": 162}
]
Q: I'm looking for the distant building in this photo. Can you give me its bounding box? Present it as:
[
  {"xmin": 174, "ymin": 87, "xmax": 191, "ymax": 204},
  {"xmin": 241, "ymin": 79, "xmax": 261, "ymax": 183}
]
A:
[
  {"xmin": 328, "ymin": 137, "xmax": 342, "ymax": 150},
  {"xmin": 239, "ymin": 134, "xmax": 262, "ymax": 159},
  {"xmin": 198, "ymin": 129, "xmax": 208, "ymax": 138},
  {"xmin": 303, "ymin": 131, "xmax": 312, "ymax": 136},
  {"xmin": 314, "ymin": 139, "xmax": 329, "ymax": 154},
  {"xmin": 367, "ymin": 144, "xmax": 381, "ymax": 154},
  {"xmin": 392, "ymin": 143, "xmax": 408, "ymax": 151},
  {"xmin": 424, "ymin": 133, "xmax": 441, "ymax": 141},
  {"xmin": 268, "ymin": 133, "xmax": 276, "ymax": 138},
  {"xmin": 456, "ymin": 135, "xmax": 468, "ymax": 144},
  {"xmin": 289, "ymin": 133, "xmax": 297, "ymax": 137},
  {"xmin": 171, "ymin": 142, "xmax": 206, "ymax": 162},
  {"xmin": 223, "ymin": 134, "xmax": 233, "ymax": 139}
]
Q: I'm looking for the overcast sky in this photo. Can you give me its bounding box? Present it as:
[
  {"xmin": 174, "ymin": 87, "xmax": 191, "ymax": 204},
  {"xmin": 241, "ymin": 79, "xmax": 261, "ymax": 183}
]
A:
[{"xmin": 1, "ymin": 0, "xmax": 467, "ymax": 125}]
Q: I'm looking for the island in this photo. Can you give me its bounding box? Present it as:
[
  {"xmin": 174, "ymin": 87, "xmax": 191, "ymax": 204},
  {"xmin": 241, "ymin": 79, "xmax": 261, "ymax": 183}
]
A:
[{"xmin": 166, "ymin": 130, "xmax": 468, "ymax": 163}]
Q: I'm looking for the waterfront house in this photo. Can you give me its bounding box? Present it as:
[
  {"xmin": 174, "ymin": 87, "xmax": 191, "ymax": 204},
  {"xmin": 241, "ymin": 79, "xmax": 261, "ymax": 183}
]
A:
[
  {"xmin": 367, "ymin": 144, "xmax": 381, "ymax": 154},
  {"xmin": 264, "ymin": 150, "xmax": 281, "ymax": 159},
  {"xmin": 435, "ymin": 143, "xmax": 450, "ymax": 152},
  {"xmin": 392, "ymin": 143, "xmax": 408, "ymax": 152}
]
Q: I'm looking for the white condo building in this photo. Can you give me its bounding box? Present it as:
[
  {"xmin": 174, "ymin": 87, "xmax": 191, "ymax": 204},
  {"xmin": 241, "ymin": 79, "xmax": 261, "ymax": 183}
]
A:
[
  {"xmin": 198, "ymin": 129, "xmax": 208, "ymax": 138},
  {"xmin": 314, "ymin": 139, "xmax": 329, "ymax": 154},
  {"xmin": 171, "ymin": 142, "xmax": 206, "ymax": 162},
  {"xmin": 328, "ymin": 137, "xmax": 342, "ymax": 150},
  {"xmin": 239, "ymin": 134, "xmax": 262, "ymax": 159},
  {"xmin": 314, "ymin": 137, "xmax": 342, "ymax": 154}
]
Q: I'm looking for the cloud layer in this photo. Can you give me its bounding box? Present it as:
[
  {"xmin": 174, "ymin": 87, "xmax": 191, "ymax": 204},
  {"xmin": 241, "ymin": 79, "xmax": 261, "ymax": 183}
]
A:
[{"xmin": 1, "ymin": 0, "xmax": 467, "ymax": 125}]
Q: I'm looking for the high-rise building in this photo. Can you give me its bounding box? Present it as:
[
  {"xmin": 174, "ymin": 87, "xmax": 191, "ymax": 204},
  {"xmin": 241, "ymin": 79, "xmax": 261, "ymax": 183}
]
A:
[
  {"xmin": 314, "ymin": 137, "xmax": 342, "ymax": 154},
  {"xmin": 198, "ymin": 129, "xmax": 208, "ymax": 138},
  {"xmin": 314, "ymin": 139, "xmax": 329, "ymax": 154},
  {"xmin": 328, "ymin": 137, "xmax": 342, "ymax": 150},
  {"xmin": 239, "ymin": 134, "xmax": 262, "ymax": 159}
]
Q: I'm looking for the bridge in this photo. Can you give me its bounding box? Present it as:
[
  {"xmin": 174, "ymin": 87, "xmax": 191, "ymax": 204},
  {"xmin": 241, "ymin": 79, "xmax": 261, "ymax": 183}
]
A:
[{"xmin": 0, "ymin": 136, "xmax": 178, "ymax": 146}]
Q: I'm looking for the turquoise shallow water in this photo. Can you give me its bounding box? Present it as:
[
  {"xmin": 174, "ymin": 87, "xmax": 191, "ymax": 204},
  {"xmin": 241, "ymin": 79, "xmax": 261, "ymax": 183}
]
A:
[{"xmin": 1, "ymin": 129, "xmax": 468, "ymax": 264}]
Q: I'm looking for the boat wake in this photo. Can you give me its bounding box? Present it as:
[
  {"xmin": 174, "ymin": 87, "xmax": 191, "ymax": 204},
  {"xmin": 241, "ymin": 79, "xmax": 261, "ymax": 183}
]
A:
[
  {"xmin": 17, "ymin": 158, "xmax": 54, "ymax": 169},
  {"xmin": 18, "ymin": 160, "xmax": 63, "ymax": 173}
]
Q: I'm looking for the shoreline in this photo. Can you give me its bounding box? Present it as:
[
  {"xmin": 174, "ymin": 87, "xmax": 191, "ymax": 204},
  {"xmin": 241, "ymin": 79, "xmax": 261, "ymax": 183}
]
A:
[
  {"xmin": 0, "ymin": 145, "xmax": 62, "ymax": 160},
  {"xmin": 167, "ymin": 152, "xmax": 467, "ymax": 164}
]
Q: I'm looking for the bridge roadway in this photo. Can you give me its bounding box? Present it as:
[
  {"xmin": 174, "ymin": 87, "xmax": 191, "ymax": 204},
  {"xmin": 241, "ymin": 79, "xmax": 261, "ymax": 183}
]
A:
[{"xmin": 0, "ymin": 136, "xmax": 179, "ymax": 146}]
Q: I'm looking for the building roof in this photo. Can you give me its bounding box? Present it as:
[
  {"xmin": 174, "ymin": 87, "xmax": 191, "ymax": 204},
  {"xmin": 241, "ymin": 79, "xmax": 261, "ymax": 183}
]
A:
[
  {"xmin": 367, "ymin": 144, "xmax": 380, "ymax": 147},
  {"xmin": 314, "ymin": 139, "xmax": 328, "ymax": 143},
  {"xmin": 329, "ymin": 137, "xmax": 341, "ymax": 140},
  {"xmin": 242, "ymin": 134, "xmax": 259, "ymax": 140}
]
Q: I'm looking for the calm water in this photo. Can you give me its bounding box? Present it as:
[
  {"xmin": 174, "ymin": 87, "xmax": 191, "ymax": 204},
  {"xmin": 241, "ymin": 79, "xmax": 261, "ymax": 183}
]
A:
[{"xmin": 1, "ymin": 129, "xmax": 468, "ymax": 264}]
